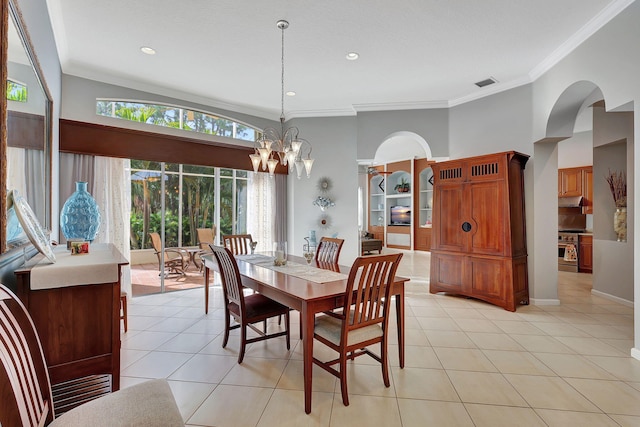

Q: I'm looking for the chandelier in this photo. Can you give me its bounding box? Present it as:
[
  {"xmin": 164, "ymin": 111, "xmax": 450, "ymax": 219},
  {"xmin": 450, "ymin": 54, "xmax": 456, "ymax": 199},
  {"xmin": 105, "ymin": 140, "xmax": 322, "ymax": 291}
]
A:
[{"xmin": 250, "ymin": 20, "xmax": 314, "ymax": 179}]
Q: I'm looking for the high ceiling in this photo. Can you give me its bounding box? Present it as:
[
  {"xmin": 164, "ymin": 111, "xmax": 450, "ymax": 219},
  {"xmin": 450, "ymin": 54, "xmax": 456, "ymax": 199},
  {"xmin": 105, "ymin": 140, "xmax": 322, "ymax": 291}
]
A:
[{"xmin": 45, "ymin": 0, "xmax": 630, "ymax": 120}]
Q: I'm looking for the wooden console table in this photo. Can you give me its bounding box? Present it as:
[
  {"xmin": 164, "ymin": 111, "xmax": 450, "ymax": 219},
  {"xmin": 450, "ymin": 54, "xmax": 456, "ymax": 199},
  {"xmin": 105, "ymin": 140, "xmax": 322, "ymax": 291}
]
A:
[{"xmin": 14, "ymin": 243, "xmax": 128, "ymax": 414}]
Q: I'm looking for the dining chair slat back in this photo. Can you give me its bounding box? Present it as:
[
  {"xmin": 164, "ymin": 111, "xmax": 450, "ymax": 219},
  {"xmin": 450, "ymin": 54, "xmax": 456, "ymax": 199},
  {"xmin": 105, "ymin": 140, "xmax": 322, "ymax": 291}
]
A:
[
  {"xmin": 312, "ymin": 252, "xmax": 403, "ymax": 407},
  {"xmin": 209, "ymin": 245, "xmax": 291, "ymax": 363},
  {"xmin": 222, "ymin": 234, "xmax": 253, "ymax": 255},
  {"xmin": 315, "ymin": 237, "xmax": 344, "ymax": 263}
]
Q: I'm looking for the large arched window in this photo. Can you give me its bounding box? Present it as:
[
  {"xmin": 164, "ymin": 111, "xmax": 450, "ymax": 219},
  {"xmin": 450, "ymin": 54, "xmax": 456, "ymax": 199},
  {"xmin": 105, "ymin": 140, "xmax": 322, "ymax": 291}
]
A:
[{"xmin": 96, "ymin": 100, "xmax": 262, "ymax": 142}]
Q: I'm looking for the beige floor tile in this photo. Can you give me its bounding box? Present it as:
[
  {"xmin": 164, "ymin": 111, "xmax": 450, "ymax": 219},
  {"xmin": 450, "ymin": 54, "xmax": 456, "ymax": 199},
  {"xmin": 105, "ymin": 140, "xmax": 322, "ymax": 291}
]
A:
[
  {"xmin": 416, "ymin": 316, "xmax": 461, "ymax": 331},
  {"xmin": 532, "ymin": 353, "xmax": 617, "ymax": 379},
  {"xmin": 156, "ymin": 333, "xmax": 217, "ymax": 353},
  {"xmin": 391, "ymin": 367, "xmax": 459, "ymax": 401},
  {"xmin": 434, "ymin": 347, "xmax": 497, "ymax": 372},
  {"xmin": 609, "ymin": 414, "xmax": 640, "ymax": 426},
  {"xmin": 221, "ymin": 357, "xmax": 288, "ymax": 387},
  {"xmin": 453, "ymin": 318, "xmax": 503, "ymax": 333},
  {"xmin": 398, "ymin": 399, "xmax": 474, "ymax": 427},
  {"xmin": 443, "ymin": 307, "xmax": 486, "ymax": 319},
  {"xmin": 532, "ymin": 322, "xmax": 591, "ymax": 337},
  {"xmin": 342, "ymin": 363, "xmax": 397, "ymax": 398},
  {"xmin": 447, "ymin": 371, "xmax": 527, "ymax": 406},
  {"xmin": 126, "ymin": 253, "xmax": 637, "ymax": 424},
  {"xmin": 534, "ymin": 408, "xmax": 620, "ymax": 426},
  {"xmin": 120, "ymin": 348, "xmax": 149, "ymax": 369},
  {"xmin": 483, "ymin": 350, "xmax": 555, "ymax": 376},
  {"xmin": 565, "ymin": 378, "xmax": 640, "ymax": 416},
  {"xmin": 329, "ymin": 394, "xmax": 402, "ymax": 427},
  {"xmin": 168, "ymin": 353, "xmax": 237, "ymax": 383},
  {"xmin": 276, "ymin": 359, "xmax": 336, "ymax": 392},
  {"xmin": 121, "ymin": 350, "xmax": 192, "ymax": 379},
  {"xmin": 504, "ymin": 374, "xmax": 600, "ymax": 412},
  {"xmin": 121, "ymin": 330, "xmax": 178, "ymax": 351},
  {"xmin": 257, "ymin": 389, "xmax": 332, "ymax": 427},
  {"xmin": 585, "ymin": 356, "xmax": 640, "ymax": 382},
  {"xmin": 466, "ymin": 332, "xmax": 525, "ymax": 351},
  {"xmin": 465, "ymin": 404, "xmax": 547, "ymax": 427},
  {"xmin": 424, "ymin": 330, "xmax": 477, "ymax": 348},
  {"xmin": 509, "ymin": 334, "xmax": 575, "ymax": 354},
  {"xmin": 572, "ymin": 323, "xmax": 634, "ymax": 339},
  {"xmin": 410, "ymin": 305, "xmax": 449, "ymax": 317},
  {"xmin": 554, "ymin": 336, "xmax": 628, "ymax": 357},
  {"xmin": 492, "ymin": 320, "xmax": 545, "ymax": 335},
  {"xmin": 145, "ymin": 316, "xmax": 200, "ymax": 333},
  {"xmin": 389, "ymin": 344, "xmax": 443, "ymax": 369},
  {"xmin": 187, "ymin": 384, "xmax": 273, "ymax": 427},
  {"xmin": 167, "ymin": 380, "xmax": 216, "ymax": 422},
  {"xmin": 600, "ymin": 338, "xmax": 634, "ymax": 354}
]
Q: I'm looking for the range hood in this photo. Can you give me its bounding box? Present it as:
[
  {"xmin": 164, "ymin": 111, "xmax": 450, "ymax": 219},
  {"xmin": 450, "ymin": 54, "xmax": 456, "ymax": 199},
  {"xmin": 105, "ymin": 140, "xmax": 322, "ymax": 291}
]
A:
[{"xmin": 558, "ymin": 196, "xmax": 583, "ymax": 208}]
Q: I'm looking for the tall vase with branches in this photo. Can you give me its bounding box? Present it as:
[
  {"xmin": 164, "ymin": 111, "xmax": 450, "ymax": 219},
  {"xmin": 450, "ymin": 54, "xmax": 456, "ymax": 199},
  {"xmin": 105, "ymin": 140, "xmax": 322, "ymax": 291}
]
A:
[{"xmin": 606, "ymin": 169, "xmax": 627, "ymax": 242}]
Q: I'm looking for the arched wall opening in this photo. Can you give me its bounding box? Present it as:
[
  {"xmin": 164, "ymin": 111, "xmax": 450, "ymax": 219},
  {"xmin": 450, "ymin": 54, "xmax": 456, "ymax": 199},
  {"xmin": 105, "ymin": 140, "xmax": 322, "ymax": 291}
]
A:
[{"xmin": 532, "ymin": 81, "xmax": 634, "ymax": 340}]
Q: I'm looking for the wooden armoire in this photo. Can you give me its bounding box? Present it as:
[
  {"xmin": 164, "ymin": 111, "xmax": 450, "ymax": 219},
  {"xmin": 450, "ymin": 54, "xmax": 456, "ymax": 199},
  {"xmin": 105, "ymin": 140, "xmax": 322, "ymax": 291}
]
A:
[{"xmin": 429, "ymin": 151, "xmax": 529, "ymax": 311}]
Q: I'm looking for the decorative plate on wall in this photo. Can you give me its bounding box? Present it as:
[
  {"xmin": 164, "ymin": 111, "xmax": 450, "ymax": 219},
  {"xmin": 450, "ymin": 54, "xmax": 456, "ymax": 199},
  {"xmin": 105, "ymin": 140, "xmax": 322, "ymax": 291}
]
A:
[
  {"xmin": 318, "ymin": 214, "xmax": 332, "ymax": 230},
  {"xmin": 317, "ymin": 177, "xmax": 333, "ymax": 193},
  {"xmin": 10, "ymin": 190, "xmax": 56, "ymax": 263}
]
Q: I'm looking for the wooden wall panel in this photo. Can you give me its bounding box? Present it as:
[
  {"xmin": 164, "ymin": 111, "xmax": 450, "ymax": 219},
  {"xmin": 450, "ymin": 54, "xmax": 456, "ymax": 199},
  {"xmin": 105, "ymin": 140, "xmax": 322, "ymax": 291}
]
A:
[{"xmin": 60, "ymin": 119, "xmax": 288, "ymax": 174}]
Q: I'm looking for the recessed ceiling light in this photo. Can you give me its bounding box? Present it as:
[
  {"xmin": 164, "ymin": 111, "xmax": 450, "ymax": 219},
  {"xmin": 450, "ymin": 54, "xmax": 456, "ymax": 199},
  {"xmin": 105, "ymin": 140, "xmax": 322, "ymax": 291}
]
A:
[
  {"xmin": 286, "ymin": 91, "xmax": 296, "ymax": 96},
  {"xmin": 346, "ymin": 52, "xmax": 359, "ymax": 61},
  {"xmin": 140, "ymin": 46, "xmax": 156, "ymax": 55}
]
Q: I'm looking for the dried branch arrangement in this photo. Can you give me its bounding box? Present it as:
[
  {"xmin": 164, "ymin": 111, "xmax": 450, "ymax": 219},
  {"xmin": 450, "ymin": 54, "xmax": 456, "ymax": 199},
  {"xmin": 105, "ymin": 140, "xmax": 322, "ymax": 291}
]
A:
[{"xmin": 606, "ymin": 169, "xmax": 627, "ymax": 207}]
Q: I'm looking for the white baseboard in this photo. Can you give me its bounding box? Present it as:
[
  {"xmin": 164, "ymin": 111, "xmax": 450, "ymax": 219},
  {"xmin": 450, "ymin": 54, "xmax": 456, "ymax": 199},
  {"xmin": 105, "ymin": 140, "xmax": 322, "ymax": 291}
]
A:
[
  {"xmin": 591, "ymin": 289, "xmax": 634, "ymax": 307},
  {"xmin": 631, "ymin": 348, "xmax": 640, "ymax": 361},
  {"xmin": 529, "ymin": 298, "xmax": 561, "ymax": 306}
]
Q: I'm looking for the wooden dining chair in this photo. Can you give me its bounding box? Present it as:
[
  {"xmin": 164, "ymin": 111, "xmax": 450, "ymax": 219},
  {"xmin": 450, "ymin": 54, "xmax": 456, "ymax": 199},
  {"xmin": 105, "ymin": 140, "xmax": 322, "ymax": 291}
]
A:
[
  {"xmin": 315, "ymin": 237, "xmax": 344, "ymax": 263},
  {"xmin": 0, "ymin": 284, "xmax": 183, "ymax": 427},
  {"xmin": 210, "ymin": 245, "xmax": 290, "ymax": 363},
  {"xmin": 149, "ymin": 232, "xmax": 188, "ymax": 276},
  {"xmin": 312, "ymin": 252, "xmax": 403, "ymax": 406},
  {"xmin": 222, "ymin": 234, "xmax": 254, "ymax": 255}
]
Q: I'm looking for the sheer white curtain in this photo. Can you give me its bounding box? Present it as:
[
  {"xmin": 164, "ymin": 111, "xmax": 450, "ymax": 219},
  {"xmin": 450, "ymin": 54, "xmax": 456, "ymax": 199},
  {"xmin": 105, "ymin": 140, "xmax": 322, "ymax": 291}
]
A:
[
  {"xmin": 247, "ymin": 172, "xmax": 276, "ymax": 252},
  {"xmin": 93, "ymin": 156, "xmax": 132, "ymax": 296}
]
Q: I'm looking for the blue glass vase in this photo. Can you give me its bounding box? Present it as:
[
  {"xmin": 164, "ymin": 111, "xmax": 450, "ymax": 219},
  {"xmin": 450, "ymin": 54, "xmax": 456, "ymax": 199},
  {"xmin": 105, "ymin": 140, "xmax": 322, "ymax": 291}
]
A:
[{"xmin": 60, "ymin": 181, "xmax": 101, "ymax": 241}]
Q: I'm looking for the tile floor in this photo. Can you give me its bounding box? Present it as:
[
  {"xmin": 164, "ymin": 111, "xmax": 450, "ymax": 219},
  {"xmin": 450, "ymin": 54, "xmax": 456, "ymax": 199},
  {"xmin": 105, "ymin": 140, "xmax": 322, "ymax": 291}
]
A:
[{"xmin": 122, "ymin": 250, "xmax": 639, "ymax": 426}]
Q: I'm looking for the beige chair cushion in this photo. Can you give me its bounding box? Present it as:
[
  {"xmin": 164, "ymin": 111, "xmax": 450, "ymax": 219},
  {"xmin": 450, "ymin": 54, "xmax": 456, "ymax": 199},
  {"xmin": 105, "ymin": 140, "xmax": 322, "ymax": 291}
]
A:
[
  {"xmin": 315, "ymin": 313, "xmax": 383, "ymax": 347},
  {"xmin": 50, "ymin": 379, "xmax": 183, "ymax": 426}
]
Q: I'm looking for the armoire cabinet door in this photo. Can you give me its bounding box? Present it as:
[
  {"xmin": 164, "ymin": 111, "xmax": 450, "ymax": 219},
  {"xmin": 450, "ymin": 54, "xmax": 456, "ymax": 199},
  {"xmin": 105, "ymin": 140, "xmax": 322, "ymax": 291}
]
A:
[
  {"xmin": 433, "ymin": 184, "xmax": 467, "ymax": 252},
  {"xmin": 469, "ymin": 180, "xmax": 507, "ymax": 256}
]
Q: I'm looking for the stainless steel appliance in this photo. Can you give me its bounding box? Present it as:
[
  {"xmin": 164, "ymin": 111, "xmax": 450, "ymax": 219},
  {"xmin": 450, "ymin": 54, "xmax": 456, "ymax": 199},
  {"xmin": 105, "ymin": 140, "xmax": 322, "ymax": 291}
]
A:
[{"xmin": 558, "ymin": 231, "xmax": 581, "ymax": 272}]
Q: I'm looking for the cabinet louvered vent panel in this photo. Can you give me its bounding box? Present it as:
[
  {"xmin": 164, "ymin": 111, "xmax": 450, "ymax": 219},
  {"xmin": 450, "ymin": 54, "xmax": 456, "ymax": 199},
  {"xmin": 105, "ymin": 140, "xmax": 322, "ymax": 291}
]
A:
[
  {"xmin": 471, "ymin": 162, "xmax": 499, "ymax": 177},
  {"xmin": 439, "ymin": 167, "xmax": 462, "ymax": 180}
]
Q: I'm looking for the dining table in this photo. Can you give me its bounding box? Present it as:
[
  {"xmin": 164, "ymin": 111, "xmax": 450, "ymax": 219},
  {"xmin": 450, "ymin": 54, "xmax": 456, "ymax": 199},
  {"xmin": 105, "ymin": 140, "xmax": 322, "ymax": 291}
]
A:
[{"xmin": 201, "ymin": 252, "xmax": 409, "ymax": 414}]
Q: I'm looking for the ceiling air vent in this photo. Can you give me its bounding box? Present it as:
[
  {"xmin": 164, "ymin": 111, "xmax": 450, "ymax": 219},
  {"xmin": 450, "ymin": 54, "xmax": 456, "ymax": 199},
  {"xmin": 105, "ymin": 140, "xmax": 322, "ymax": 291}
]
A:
[{"xmin": 475, "ymin": 77, "xmax": 497, "ymax": 88}]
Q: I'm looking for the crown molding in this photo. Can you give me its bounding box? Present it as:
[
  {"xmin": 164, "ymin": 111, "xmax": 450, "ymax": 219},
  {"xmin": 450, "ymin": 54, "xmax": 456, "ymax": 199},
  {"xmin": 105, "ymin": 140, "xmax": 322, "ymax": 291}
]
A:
[
  {"xmin": 353, "ymin": 100, "xmax": 449, "ymax": 112},
  {"xmin": 528, "ymin": 0, "xmax": 636, "ymax": 81}
]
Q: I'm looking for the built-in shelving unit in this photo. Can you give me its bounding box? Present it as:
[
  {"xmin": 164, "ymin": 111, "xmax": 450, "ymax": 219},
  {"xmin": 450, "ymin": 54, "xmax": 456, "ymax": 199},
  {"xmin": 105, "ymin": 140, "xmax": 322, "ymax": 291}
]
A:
[{"xmin": 367, "ymin": 158, "xmax": 434, "ymax": 251}]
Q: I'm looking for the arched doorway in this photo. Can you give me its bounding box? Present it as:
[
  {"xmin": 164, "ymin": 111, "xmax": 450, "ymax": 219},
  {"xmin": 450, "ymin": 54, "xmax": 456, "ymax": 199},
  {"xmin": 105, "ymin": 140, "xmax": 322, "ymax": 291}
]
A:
[{"xmin": 532, "ymin": 81, "xmax": 634, "ymax": 320}]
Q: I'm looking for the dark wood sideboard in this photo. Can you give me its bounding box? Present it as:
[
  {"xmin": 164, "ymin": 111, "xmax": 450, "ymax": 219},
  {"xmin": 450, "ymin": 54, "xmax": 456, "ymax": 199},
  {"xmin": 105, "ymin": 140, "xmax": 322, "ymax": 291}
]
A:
[{"xmin": 14, "ymin": 243, "xmax": 128, "ymax": 415}]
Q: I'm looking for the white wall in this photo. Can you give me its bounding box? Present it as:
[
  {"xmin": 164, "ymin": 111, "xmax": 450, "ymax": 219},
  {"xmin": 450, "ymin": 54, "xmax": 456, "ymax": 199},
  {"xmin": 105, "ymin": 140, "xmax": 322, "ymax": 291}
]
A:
[
  {"xmin": 558, "ymin": 131, "xmax": 593, "ymax": 168},
  {"xmin": 287, "ymin": 117, "xmax": 359, "ymax": 264}
]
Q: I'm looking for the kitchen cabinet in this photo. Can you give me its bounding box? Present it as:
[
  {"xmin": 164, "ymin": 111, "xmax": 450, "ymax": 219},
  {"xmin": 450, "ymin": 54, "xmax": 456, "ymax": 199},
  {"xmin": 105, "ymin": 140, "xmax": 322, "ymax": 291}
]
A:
[
  {"xmin": 430, "ymin": 151, "xmax": 529, "ymax": 311},
  {"xmin": 578, "ymin": 234, "xmax": 593, "ymax": 273},
  {"xmin": 582, "ymin": 167, "xmax": 593, "ymax": 214},
  {"xmin": 558, "ymin": 166, "xmax": 593, "ymax": 214},
  {"xmin": 558, "ymin": 167, "xmax": 583, "ymax": 197}
]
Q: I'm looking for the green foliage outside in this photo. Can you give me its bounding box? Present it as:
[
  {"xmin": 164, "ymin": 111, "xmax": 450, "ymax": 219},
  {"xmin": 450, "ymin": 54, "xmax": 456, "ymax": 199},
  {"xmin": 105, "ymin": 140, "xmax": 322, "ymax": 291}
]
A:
[
  {"xmin": 96, "ymin": 100, "xmax": 260, "ymax": 142},
  {"xmin": 129, "ymin": 159, "xmax": 245, "ymax": 251},
  {"xmin": 6, "ymin": 80, "xmax": 27, "ymax": 102}
]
